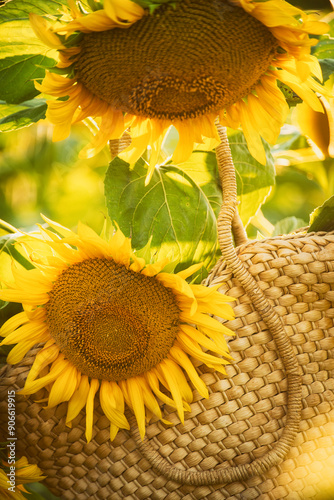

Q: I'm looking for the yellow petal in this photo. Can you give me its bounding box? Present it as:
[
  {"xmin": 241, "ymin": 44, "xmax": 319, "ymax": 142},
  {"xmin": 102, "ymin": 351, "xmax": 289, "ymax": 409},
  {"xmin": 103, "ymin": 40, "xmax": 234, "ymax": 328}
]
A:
[
  {"xmin": 296, "ymin": 98, "xmax": 334, "ymax": 158},
  {"xmin": 247, "ymin": 94, "xmax": 281, "ymax": 145},
  {"xmin": 126, "ymin": 377, "xmax": 146, "ymax": 440},
  {"xmin": 156, "ymin": 359, "xmax": 193, "ymax": 423},
  {"xmin": 179, "ymin": 323, "xmax": 232, "ymax": 358},
  {"xmin": 104, "ymin": 0, "xmax": 144, "ymax": 25},
  {"xmin": 6, "ymin": 333, "xmax": 49, "ymax": 365},
  {"xmin": 129, "ymin": 255, "xmax": 146, "ymax": 272},
  {"xmin": 1, "ymin": 321, "xmax": 48, "ymax": 346},
  {"xmin": 0, "ymin": 311, "xmax": 29, "ymax": 337},
  {"xmin": 77, "ymin": 221, "xmax": 111, "ymax": 257},
  {"xmin": 10, "ymin": 265, "xmax": 52, "ymax": 293},
  {"xmin": 173, "ymin": 121, "xmax": 195, "ymax": 164},
  {"xmin": 66, "ymin": 375, "xmax": 90, "ymax": 424},
  {"xmin": 180, "ymin": 309, "xmax": 229, "ymax": 333},
  {"xmin": 145, "ymin": 371, "xmax": 179, "ymax": 409},
  {"xmin": 168, "ymin": 345, "xmax": 209, "ymax": 399},
  {"xmin": 156, "ymin": 273, "xmax": 196, "ymax": 310},
  {"xmin": 64, "ymin": 11, "xmax": 117, "ymax": 33},
  {"xmin": 29, "ymin": 13, "xmax": 65, "ymax": 49},
  {"xmin": 85, "ymin": 379, "xmax": 99, "ymax": 442},
  {"xmin": 238, "ymin": 101, "xmax": 267, "ymax": 165},
  {"xmin": 0, "ymin": 288, "xmax": 49, "ymax": 306},
  {"xmin": 275, "ymin": 69, "xmax": 323, "ymax": 112},
  {"xmin": 26, "ymin": 342, "xmax": 59, "ymax": 383},
  {"xmin": 47, "ymin": 363, "xmax": 78, "ymax": 408},
  {"xmin": 108, "ymin": 226, "xmax": 132, "ymax": 266},
  {"xmin": 177, "ymin": 262, "xmax": 203, "ymax": 280},
  {"xmin": 99, "ymin": 380, "xmax": 130, "ymax": 430},
  {"xmin": 250, "ymin": 0, "xmax": 303, "ymax": 27},
  {"xmin": 41, "ymin": 215, "xmax": 77, "ymax": 239},
  {"xmin": 176, "ymin": 334, "xmax": 230, "ymax": 367},
  {"xmin": 141, "ymin": 258, "xmax": 169, "ymax": 277},
  {"xmin": 79, "ymin": 110, "xmax": 125, "ymax": 159},
  {"xmin": 120, "ymin": 117, "xmax": 151, "ymax": 165},
  {"xmin": 19, "ymin": 354, "xmax": 68, "ymax": 395},
  {"xmin": 196, "ymin": 301, "xmax": 235, "ymax": 321},
  {"xmin": 139, "ymin": 378, "xmax": 169, "ymax": 424}
]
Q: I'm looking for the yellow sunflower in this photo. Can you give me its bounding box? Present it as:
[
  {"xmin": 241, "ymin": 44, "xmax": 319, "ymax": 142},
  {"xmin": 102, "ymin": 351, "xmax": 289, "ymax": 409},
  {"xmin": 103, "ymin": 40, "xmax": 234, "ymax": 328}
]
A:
[
  {"xmin": 0, "ymin": 456, "xmax": 45, "ymax": 500},
  {"xmin": 30, "ymin": 0, "xmax": 329, "ymax": 181},
  {"xmin": 0, "ymin": 217, "xmax": 234, "ymax": 442}
]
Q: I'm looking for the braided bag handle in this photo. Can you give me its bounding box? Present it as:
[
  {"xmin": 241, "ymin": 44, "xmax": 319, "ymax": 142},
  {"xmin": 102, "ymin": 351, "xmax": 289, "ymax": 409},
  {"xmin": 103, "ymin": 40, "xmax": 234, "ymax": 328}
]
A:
[{"xmin": 129, "ymin": 125, "xmax": 303, "ymax": 485}]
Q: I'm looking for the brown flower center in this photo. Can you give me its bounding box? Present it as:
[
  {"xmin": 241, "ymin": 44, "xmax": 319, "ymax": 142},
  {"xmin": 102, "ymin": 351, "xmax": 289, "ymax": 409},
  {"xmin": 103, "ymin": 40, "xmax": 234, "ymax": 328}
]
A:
[
  {"xmin": 46, "ymin": 259, "xmax": 180, "ymax": 381},
  {"xmin": 74, "ymin": 0, "xmax": 278, "ymax": 120}
]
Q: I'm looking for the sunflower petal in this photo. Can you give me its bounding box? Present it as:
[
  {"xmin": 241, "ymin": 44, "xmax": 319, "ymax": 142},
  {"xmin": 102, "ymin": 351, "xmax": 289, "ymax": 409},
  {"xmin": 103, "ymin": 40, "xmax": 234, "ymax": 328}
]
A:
[
  {"xmin": 66, "ymin": 375, "xmax": 90, "ymax": 424},
  {"xmin": 47, "ymin": 363, "xmax": 78, "ymax": 408},
  {"xmin": 126, "ymin": 377, "xmax": 146, "ymax": 440},
  {"xmin": 168, "ymin": 345, "xmax": 209, "ymax": 399},
  {"xmin": 85, "ymin": 379, "xmax": 100, "ymax": 442},
  {"xmin": 100, "ymin": 380, "xmax": 130, "ymax": 430}
]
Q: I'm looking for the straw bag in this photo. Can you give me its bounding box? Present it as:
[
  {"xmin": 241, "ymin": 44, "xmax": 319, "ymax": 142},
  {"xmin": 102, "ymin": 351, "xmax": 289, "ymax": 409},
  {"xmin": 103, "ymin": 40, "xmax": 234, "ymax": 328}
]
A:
[{"xmin": 0, "ymin": 127, "xmax": 334, "ymax": 499}]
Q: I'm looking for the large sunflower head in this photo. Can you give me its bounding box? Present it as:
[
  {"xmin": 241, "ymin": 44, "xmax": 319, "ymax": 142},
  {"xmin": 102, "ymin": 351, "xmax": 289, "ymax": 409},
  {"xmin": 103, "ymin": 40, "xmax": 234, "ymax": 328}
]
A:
[
  {"xmin": 0, "ymin": 217, "xmax": 234, "ymax": 441},
  {"xmin": 30, "ymin": 0, "xmax": 329, "ymax": 180}
]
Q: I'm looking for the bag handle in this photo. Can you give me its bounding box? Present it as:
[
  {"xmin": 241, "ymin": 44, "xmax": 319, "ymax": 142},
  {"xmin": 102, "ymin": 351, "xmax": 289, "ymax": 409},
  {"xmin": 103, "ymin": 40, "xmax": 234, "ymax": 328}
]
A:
[{"xmin": 130, "ymin": 125, "xmax": 302, "ymax": 485}]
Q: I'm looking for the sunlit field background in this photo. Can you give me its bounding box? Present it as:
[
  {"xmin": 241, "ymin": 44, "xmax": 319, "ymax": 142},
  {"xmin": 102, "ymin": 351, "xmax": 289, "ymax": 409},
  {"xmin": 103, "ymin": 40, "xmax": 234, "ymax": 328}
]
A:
[{"xmin": 1, "ymin": 119, "xmax": 333, "ymax": 240}]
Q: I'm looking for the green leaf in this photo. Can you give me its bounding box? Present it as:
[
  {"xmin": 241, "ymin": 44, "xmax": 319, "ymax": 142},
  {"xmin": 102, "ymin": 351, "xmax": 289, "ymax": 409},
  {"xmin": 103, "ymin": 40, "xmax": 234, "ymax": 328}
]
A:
[
  {"xmin": 0, "ymin": 54, "xmax": 54, "ymax": 104},
  {"xmin": 24, "ymin": 482, "xmax": 60, "ymax": 500},
  {"xmin": 176, "ymin": 131, "xmax": 275, "ymax": 228},
  {"xmin": 308, "ymin": 195, "xmax": 334, "ymax": 232},
  {"xmin": 319, "ymin": 58, "xmax": 334, "ymax": 82},
  {"xmin": 104, "ymin": 157, "xmax": 219, "ymax": 272},
  {"xmin": 0, "ymin": 99, "xmax": 47, "ymax": 132},
  {"xmin": 312, "ymin": 19, "xmax": 334, "ymax": 60},
  {"xmin": 228, "ymin": 131, "xmax": 275, "ymax": 227},
  {"xmin": 133, "ymin": 0, "xmax": 180, "ymax": 13},
  {"xmin": 0, "ymin": 0, "xmax": 64, "ymax": 64},
  {"xmin": 174, "ymin": 151, "xmax": 222, "ymax": 218},
  {"xmin": 0, "ymin": 20, "xmax": 56, "ymax": 59},
  {"xmin": 272, "ymin": 216, "xmax": 307, "ymax": 236},
  {"xmin": 0, "ymin": 2, "xmax": 64, "ymax": 108},
  {"xmin": 0, "ymin": 0, "xmax": 66, "ymax": 23}
]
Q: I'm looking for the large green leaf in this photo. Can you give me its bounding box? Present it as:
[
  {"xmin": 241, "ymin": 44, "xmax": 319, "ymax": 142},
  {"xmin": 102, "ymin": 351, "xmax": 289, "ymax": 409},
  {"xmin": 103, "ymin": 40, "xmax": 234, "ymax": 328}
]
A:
[
  {"xmin": 176, "ymin": 132, "xmax": 275, "ymax": 227},
  {"xmin": 0, "ymin": 99, "xmax": 47, "ymax": 131},
  {"xmin": 228, "ymin": 132, "xmax": 275, "ymax": 227},
  {"xmin": 0, "ymin": 0, "xmax": 63, "ymax": 72},
  {"xmin": 273, "ymin": 216, "xmax": 307, "ymax": 236},
  {"xmin": 175, "ymin": 150, "xmax": 222, "ymax": 218},
  {"xmin": 0, "ymin": 0, "xmax": 66, "ymax": 23},
  {"xmin": 104, "ymin": 157, "xmax": 219, "ymax": 272},
  {"xmin": 0, "ymin": 54, "xmax": 55, "ymax": 104},
  {"xmin": 308, "ymin": 195, "xmax": 334, "ymax": 232},
  {"xmin": 0, "ymin": 20, "xmax": 57, "ymax": 59}
]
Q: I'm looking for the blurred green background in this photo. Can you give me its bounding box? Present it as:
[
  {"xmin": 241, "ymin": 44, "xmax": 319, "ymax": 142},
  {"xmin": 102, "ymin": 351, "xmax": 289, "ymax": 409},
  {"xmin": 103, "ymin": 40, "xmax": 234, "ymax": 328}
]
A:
[{"xmin": 1, "ymin": 119, "xmax": 334, "ymax": 238}]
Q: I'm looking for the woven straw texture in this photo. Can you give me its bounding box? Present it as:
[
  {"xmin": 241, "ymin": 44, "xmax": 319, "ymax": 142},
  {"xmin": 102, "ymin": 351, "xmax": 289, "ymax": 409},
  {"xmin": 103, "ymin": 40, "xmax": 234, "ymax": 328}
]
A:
[{"xmin": 1, "ymin": 230, "xmax": 334, "ymax": 499}]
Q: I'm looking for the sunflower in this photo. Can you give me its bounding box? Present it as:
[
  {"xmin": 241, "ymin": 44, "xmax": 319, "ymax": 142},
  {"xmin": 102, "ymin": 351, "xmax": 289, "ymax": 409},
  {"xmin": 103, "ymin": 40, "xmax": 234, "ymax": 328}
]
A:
[
  {"xmin": 30, "ymin": 0, "xmax": 329, "ymax": 181},
  {"xmin": 0, "ymin": 217, "xmax": 234, "ymax": 441},
  {"xmin": 0, "ymin": 456, "xmax": 45, "ymax": 500}
]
